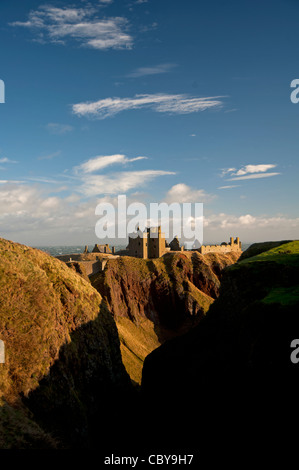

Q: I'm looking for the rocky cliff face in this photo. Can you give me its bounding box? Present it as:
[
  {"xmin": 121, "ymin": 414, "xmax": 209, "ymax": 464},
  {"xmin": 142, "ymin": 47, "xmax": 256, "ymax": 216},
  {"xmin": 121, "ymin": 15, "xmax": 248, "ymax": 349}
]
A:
[
  {"xmin": 141, "ymin": 241, "xmax": 299, "ymax": 458},
  {"xmin": 90, "ymin": 251, "xmax": 240, "ymax": 383},
  {"xmin": 0, "ymin": 238, "xmax": 132, "ymax": 448},
  {"xmin": 0, "ymin": 238, "xmax": 241, "ymax": 450}
]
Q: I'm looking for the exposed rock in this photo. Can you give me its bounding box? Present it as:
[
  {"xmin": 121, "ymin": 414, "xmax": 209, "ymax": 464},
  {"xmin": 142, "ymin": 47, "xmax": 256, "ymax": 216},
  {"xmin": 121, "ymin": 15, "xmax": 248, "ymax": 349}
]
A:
[{"xmin": 90, "ymin": 250, "xmax": 240, "ymax": 383}]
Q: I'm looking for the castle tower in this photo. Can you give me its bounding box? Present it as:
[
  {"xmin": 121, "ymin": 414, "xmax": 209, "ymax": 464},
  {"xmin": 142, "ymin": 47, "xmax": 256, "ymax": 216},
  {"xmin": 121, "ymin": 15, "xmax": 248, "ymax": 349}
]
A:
[
  {"xmin": 230, "ymin": 237, "xmax": 234, "ymax": 246},
  {"xmin": 235, "ymin": 237, "xmax": 241, "ymax": 250}
]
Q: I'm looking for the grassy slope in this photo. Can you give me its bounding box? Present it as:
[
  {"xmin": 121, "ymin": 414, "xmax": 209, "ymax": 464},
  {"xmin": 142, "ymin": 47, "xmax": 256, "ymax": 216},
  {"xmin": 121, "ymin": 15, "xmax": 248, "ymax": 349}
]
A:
[
  {"xmin": 232, "ymin": 241, "xmax": 299, "ymax": 307},
  {"xmin": 238, "ymin": 240, "xmax": 292, "ymax": 261}
]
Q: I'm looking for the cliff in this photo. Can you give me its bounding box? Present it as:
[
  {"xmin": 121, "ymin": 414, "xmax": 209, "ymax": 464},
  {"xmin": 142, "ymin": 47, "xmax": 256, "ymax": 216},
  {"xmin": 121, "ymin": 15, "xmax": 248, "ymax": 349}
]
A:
[
  {"xmin": 0, "ymin": 238, "xmax": 131, "ymax": 448},
  {"xmin": 141, "ymin": 240, "xmax": 299, "ymax": 457},
  {"xmin": 90, "ymin": 250, "xmax": 240, "ymax": 383}
]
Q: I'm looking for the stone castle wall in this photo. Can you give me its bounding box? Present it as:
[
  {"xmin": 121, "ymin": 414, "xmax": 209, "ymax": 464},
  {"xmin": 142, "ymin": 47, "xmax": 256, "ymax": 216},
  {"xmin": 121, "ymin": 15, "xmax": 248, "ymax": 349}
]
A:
[{"xmin": 199, "ymin": 237, "xmax": 242, "ymax": 255}]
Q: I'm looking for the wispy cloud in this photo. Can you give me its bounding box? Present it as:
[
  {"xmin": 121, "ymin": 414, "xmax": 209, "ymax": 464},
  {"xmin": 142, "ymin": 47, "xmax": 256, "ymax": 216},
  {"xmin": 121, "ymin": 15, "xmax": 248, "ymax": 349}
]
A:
[
  {"xmin": 75, "ymin": 154, "xmax": 148, "ymax": 173},
  {"xmin": 0, "ymin": 180, "xmax": 23, "ymax": 184},
  {"xmin": 218, "ymin": 185, "xmax": 240, "ymax": 189},
  {"xmin": 222, "ymin": 164, "xmax": 280, "ymax": 181},
  {"xmin": 26, "ymin": 176, "xmax": 64, "ymax": 184},
  {"xmin": 72, "ymin": 93, "xmax": 224, "ymax": 119},
  {"xmin": 126, "ymin": 63, "xmax": 177, "ymax": 78},
  {"xmin": 73, "ymin": 153, "xmax": 174, "ymax": 196},
  {"xmin": 37, "ymin": 150, "xmax": 61, "ymax": 161},
  {"xmin": 10, "ymin": 5, "xmax": 133, "ymax": 50},
  {"xmin": 46, "ymin": 123, "xmax": 73, "ymax": 135},
  {"xmin": 0, "ymin": 157, "xmax": 17, "ymax": 164},
  {"xmin": 80, "ymin": 170, "xmax": 175, "ymax": 196},
  {"xmin": 228, "ymin": 172, "xmax": 280, "ymax": 181},
  {"xmin": 23, "ymin": 152, "xmax": 175, "ymax": 197}
]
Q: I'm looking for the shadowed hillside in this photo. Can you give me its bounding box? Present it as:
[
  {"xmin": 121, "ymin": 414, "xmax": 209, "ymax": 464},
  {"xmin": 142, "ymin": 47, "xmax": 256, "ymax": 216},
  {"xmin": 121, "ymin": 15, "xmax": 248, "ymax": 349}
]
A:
[
  {"xmin": 90, "ymin": 250, "xmax": 240, "ymax": 383},
  {"xmin": 141, "ymin": 241, "xmax": 299, "ymax": 459},
  {"xmin": 0, "ymin": 238, "xmax": 132, "ymax": 448}
]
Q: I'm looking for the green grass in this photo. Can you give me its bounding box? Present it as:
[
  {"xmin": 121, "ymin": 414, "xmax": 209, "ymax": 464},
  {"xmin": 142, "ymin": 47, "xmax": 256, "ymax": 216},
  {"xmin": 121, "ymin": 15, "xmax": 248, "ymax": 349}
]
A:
[
  {"xmin": 262, "ymin": 286, "xmax": 299, "ymax": 306},
  {"xmin": 237, "ymin": 241, "xmax": 299, "ymax": 267}
]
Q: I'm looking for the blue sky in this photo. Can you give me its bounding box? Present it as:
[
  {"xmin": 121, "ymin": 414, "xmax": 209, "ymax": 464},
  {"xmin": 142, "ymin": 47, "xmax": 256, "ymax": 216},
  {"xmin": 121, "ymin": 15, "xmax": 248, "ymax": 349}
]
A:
[{"xmin": 0, "ymin": 0, "xmax": 298, "ymax": 245}]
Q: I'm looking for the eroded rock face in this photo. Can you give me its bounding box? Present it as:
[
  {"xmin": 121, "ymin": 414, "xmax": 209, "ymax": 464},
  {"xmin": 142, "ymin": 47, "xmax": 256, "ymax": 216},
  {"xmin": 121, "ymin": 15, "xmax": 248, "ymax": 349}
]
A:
[
  {"xmin": 0, "ymin": 238, "xmax": 131, "ymax": 448},
  {"xmin": 0, "ymin": 238, "xmax": 241, "ymax": 449},
  {"xmin": 90, "ymin": 251, "xmax": 240, "ymax": 383},
  {"xmin": 92, "ymin": 251, "xmax": 240, "ymax": 323}
]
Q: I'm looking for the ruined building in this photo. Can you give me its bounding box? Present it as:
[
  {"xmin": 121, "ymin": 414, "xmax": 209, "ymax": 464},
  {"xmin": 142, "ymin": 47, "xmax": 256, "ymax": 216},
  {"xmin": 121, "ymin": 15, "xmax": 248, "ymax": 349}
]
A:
[
  {"xmin": 169, "ymin": 236, "xmax": 184, "ymax": 252},
  {"xmin": 91, "ymin": 243, "xmax": 112, "ymax": 254},
  {"xmin": 127, "ymin": 227, "xmax": 167, "ymax": 259},
  {"xmin": 199, "ymin": 237, "xmax": 242, "ymax": 254}
]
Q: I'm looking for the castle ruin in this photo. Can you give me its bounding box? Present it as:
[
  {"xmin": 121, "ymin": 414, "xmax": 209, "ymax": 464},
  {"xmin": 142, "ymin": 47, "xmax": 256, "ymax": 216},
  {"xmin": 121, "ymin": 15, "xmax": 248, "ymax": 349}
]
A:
[
  {"xmin": 127, "ymin": 226, "xmax": 167, "ymax": 259},
  {"xmin": 90, "ymin": 244, "xmax": 113, "ymax": 254},
  {"xmin": 199, "ymin": 237, "xmax": 242, "ymax": 254}
]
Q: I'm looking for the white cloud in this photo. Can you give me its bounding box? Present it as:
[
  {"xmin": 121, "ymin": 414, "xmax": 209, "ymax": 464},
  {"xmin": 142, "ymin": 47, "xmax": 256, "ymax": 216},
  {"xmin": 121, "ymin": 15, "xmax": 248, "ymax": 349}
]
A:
[
  {"xmin": 221, "ymin": 164, "xmax": 280, "ymax": 181},
  {"xmin": 1, "ymin": 180, "xmax": 298, "ymax": 246},
  {"xmin": 233, "ymin": 164, "xmax": 277, "ymax": 176},
  {"xmin": 165, "ymin": 183, "xmax": 215, "ymax": 203},
  {"xmin": 218, "ymin": 185, "xmax": 240, "ymax": 189},
  {"xmin": 238, "ymin": 214, "xmax": 256, "ymax": 225},
  {"xmin": 203, "ymin": 212, "xmax": 299, "ymax": 242},
  {"xmin": 221, "ymin": 167, "xmax": 236, "ymax": 176},
  {"xmin": 46, "ymin": 123, "xmax": 73, "ymax": 135},
  {"xmin": 22, "ymin": 152, "xmax": 173, "ymax": 198},
  {"xmin": 75, "ymin": 154, "xmax": 148, "ymax": 173},
  {"xmin": 228, "ymin": 172, "xmax": 280, "ymax": 181},
  {"xmin": 10, "ymin": 5, "xmax": 132, "ymax": 50},
  {"xmin": 126, "ymin": 63, "xmax": 177, "ymax": 78},
  {"xmin": 72, "ymin": 93, "xmax": 224, "ymax": 119},
  {"xmin": 80, "ymin": 170, "xmax": 175, "ymax": 196}
]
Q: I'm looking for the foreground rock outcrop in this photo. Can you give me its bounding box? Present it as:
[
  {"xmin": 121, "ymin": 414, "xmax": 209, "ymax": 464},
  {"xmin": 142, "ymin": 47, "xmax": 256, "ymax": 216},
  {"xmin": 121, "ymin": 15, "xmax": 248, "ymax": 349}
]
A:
[
  {"xmin": 90, "ymin": 251, "xmax": 240, "ymax": 383},
  {"xmin": 0, "ymin": 238, "xmax": 131, "ymax": 448}
]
